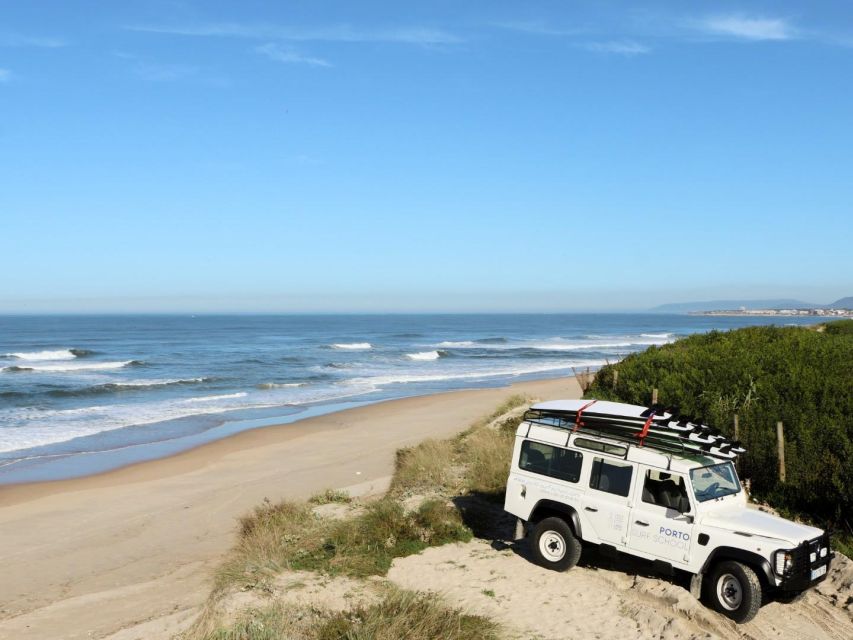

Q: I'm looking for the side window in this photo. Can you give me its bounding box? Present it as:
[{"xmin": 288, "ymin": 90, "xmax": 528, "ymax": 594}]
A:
[
  {"xmin": 519, "ymin": 441, "xmax": 583, "ymax": 483},
  {"xmin": 589, "ymin": 457, "xmax": 633, "ymax": 497},
  {"xmin": 641, "ymin": 470, "xmax": 690, "ymax": 512}
]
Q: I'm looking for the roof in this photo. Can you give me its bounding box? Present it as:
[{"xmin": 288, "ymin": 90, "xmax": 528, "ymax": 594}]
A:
[
  {"xmin": 526, "ymin": 398, "xmax": 726, "ymax": 470},
  {"xmin": 532, "ymin": 399, "xmax": 674, "ymax": 421}
]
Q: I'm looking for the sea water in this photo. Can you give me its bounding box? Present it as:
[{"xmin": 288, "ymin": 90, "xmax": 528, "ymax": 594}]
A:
[{"xmin": 0, "ymin": 314, "xmax": 818, "ymax": 482}]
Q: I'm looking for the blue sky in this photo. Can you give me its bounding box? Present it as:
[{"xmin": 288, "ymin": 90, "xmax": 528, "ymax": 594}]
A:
[{"xmin": 2, "ymin": 1, "xmax": 851, "ymax": 312}]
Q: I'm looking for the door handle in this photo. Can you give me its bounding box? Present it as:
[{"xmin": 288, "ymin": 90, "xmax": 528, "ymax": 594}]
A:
[
  {"xmin": 584, "ymin": 507, "xmax": 598, "ymax": 512},
  {"xmin": 635, "ymin": 520, "xmax": 649, "ymax": 527}
]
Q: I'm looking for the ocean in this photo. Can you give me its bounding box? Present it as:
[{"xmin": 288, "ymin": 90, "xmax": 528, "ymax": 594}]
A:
[{"xmin": 0, "ymin": 314, "xmax": 819, "ymax": 483}]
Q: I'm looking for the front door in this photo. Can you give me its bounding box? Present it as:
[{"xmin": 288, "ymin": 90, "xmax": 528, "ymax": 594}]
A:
[
  {"xmin": 627, "ymin": 466, "xmax": 695, "ymax": 566},
  {"xmin": 582, "ymin": 456, "xmax": 635, "ymax": 547}
]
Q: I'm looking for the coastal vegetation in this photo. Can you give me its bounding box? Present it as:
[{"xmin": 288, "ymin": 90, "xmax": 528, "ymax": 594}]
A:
[
  {"xmin": 207, "ymin": 588, "xmax": 499, "ymax": 640},
  {"xmin": 586, "ymin": 319, "xmax": 853, "ymax": 552},
  {"xmin": 184, "ymin": 395, "xmax": 529, "ymax": 639}
]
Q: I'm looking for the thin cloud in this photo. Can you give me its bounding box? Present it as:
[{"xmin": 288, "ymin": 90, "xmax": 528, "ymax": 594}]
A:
[
  {"xmin": 491, "ymin": 20, "xmax": 585, "ymax": 37},
  {"xmin": 0, "ymin": 68, "xmax": 10, "ymax": 82},
  {"xmin": 0, "ymin": 33, "xmax": 66, "ymax": 48},
  {"xmin": 583, "ymin": 40, "xmax": 650, "ymax": 55},
  {"xmin": 127, "ymin": 23, "xmax": 462, "ymax": 46},
  {"xmin": 114, "ymin": 51, "xmax": 200, "ymax": 82},
  {"xmin": 255, "ymin": 43, "xmax": 331, "ymax": 67},
  {"xmin": 694, "ymin": 15, "xmax": 796, "ymax": 41}
]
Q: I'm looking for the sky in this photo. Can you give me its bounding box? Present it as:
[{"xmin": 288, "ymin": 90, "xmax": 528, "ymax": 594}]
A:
[{"xmin": 1, "ymin": 0, "xmax": 851, "ymax": 313}]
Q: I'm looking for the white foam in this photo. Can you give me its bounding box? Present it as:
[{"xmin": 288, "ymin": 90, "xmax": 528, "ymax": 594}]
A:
[
  {"xmin": 257, "ymin": 382, "xmax": 306, "ymax": 390},
  {"xmin": 331, "ymin": 342, "xmax": 372, "ymax": 350},
  {"xmin": 181, "ymin": 392, "xmax": 247, "ymax": 403},
  {"xmin": 528, "ymin": 336, "xmax": 674, "ymax": 351},
  {"xmin": 433, "ymin": 335, "xmax": 673, "ymax": 351},
  {"xmin": 407, "ymin": 350, "xmax": 441, "ymax": 361},
  {"xmin": 0, "ymin": 385, "xmax": 376, "ymax": 454},
  {"xmin": 5, "ymin": 349, "xmax": 77, "ymax": 361},
  {"xmin": 345, "ymin": 360, "xmax": 605, "ymax": 388},
  {"xmin": 111, "ymin": 378, "xmax": 206, "ymax": 388},
  {"xmin": 2, "ymin": 360, "xmax": 136, "ymax": 372}
]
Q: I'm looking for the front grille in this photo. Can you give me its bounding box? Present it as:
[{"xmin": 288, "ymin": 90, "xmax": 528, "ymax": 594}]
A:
[{"xmin": 781, "ymin": 532, "xmax": 832, "ymax": 592}]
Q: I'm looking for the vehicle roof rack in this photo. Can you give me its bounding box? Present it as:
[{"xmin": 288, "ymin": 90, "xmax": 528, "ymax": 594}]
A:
[{"xmin": 523, "ymin": 401, "xmax": 745, "ymax": 462}]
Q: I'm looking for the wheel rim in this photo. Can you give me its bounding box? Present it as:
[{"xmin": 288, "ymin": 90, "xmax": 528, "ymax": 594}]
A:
[
  {"xmin": 539, "ymin": 530, "xmax": 567, "ymax": 562},
  {"xmin": 716, "ymin": 573, "xmax": 743, "ymax": 611}
]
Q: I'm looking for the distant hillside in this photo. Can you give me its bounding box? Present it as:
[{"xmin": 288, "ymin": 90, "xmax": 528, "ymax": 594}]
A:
[
  {"xmin": 830, "ymin": 296, "xmax": 853, "ymax": 309},
  {"xmin": 650, "ymin": 299, "xmax": 818, "ymax": 314}
]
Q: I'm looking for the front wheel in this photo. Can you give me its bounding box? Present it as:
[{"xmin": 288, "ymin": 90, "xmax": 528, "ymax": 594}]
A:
[
  {"xmin": 530, "ymin": 517, "xmax": 581, "ymax": 572},
  {"xmin": 706, "ymin": 560, "xmax": 762, "ymax": 623}
]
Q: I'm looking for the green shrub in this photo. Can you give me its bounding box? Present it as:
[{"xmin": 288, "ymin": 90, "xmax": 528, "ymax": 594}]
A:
[
  {"xmin": 586, "ymin": 324, "xmax": 853, "ymax": 534},
  {"xmin": 823, "ymin": 318, "xmax": 853, "ymax": 336}
]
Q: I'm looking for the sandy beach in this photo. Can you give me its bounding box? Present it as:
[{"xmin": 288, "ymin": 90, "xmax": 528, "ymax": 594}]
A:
[{"xmin": 0, "ymin": 376, "xmax": 578, "ymax": 640}]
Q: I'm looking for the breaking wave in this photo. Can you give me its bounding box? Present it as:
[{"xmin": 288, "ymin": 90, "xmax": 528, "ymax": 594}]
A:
[
  {"xmin": 181, "ymin": 392, "xmax": 247, "ymax": 403},
  {"xmin": 406, "ymin": 350, "xmax": 448, "ymax": 361},
  {"xmin": 257, "ymin": 382, "xmax": 307, "ymax": 390},
  {"xmin": 330, "ymin": 342, "xmax": 372, "ymax": 350},
  {"xmin": 3, "ymin": 349, "xmax": 77, "ymax": 362},
  {"xmin": 346, "ymin": 361, "xmax": 606, "ymax": 388},
  {"xmin": 40, "ymin": 378, "xmax": 211, "ymax": 398},
  {"xmin": 2, "ymin": 360, "xmax": 143, "ymax": 373}
]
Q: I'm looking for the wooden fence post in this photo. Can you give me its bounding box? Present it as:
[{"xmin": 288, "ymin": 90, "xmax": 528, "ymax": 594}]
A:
[
  {"xmin": 612, "ymin": 369, "xmax": 618, "ymax": 389},
  {"xmin": 776, "ymin": 421, "xmax": 786, "ymax": 483},
  {"xmin": 651, "ymin": 388, "xmax": 658, "ymax": 405},
  {"xmin": 733, "ymin": 414, "xmax": 740, "ymax": 472}
]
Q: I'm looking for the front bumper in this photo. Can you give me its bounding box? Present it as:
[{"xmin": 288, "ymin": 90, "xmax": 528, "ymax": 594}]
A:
[{"xmin": 777, "ymin": 532, "xmax": 833, "ymax": 592}]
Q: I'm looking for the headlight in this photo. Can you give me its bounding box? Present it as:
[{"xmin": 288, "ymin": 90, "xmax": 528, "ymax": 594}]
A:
[{"xmin": 774, "ymin": 550, "xmax": 793, "ymax": 575}]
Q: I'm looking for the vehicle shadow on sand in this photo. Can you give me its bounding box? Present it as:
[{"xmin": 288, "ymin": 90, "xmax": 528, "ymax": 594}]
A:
[{"xmin": 453, "ymin": 492, "xmax": 691, "ymax": 591}]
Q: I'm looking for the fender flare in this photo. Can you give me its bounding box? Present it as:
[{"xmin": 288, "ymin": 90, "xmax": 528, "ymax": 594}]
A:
[
  {"xmin": 528, "ymin": 499, "xmax": 583, "ymax": 539},
  {"xmin": 700, "ymin": 546, "xmax": 775, "ymax": 586}
]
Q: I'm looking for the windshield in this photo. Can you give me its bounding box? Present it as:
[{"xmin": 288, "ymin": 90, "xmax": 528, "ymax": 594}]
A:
[{"xmin": 690, "ymin": 462, "xmax": 741, "ymax": 502}]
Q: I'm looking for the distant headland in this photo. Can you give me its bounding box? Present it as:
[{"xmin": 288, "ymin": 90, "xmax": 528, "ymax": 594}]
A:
[{"xmin": 651, "ymin": 297, "xmax": 853, "ymax": 315}]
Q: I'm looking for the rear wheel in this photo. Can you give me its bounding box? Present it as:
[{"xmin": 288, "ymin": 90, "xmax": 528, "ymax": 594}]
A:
[
  {"xmin": 706, "ymin": 560, "xmax": 762, "ymax": 623},
  {"xmin": 530, "ymin": 517, "xmax": 581, "ymax": 572}
]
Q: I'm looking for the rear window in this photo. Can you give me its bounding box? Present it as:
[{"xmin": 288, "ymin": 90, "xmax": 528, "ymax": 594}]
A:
[
  {"xmin": 519, "ymin": 440, "xmax": 583, "ymax": 483},
  {"xmin": 589, "ymin": 457, "xmax": 633, "ymax": 497}
]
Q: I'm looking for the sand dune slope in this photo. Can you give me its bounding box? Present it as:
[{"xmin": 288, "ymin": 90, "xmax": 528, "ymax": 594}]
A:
[{"xmin": 388, "ymin": 540, "xmax": 853, "ymax": 640}]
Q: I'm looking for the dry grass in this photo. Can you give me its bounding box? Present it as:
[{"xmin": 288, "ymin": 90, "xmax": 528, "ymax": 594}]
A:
[
  {"xmin": 391, "ymin": 394, "xmax": 530, "ymax": 500},
  {"xmin": 201, "ymin": 588, "xmax": 499, "ymax": 640},
  {"xmin": 314, "ymin": 588, "xmax": 500, "ymax": 640},
  {"xmin": 389, "ymin": 438, "xmax": 457, "ymax": 496},
  {"xmin": 308, "ymin": 489, "xmax": 352, "ymax": 505},
  {"xmin": 188, "ymin": 394, "xmax": 532, "ymax": 640},
  {"xmin": 214, "ymin": 496, "xmax": 471, "ymax": 593},
  {"xmin": 459, "ymin": 426, "xmax": 516, "ymax": 497}
]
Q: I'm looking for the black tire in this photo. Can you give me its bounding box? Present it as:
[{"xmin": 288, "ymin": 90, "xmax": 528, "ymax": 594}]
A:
[
  {"xmin": 705, "ymin": 560, "xmax": 763, "ymax": 623},
  {"xmin": 530, "ymin": 517, "xmax": 582, "ymax": 572}
]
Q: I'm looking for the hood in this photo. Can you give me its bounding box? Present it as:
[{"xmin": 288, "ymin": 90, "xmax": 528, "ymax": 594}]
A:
[{"xmin": 703, "ymin": 507, "xmax": 823, "ymax": 546}]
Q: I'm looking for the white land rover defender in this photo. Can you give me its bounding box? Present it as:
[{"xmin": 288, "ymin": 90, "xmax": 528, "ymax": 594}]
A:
[{"xmin": 504, "ymin": 399, "xmax": 833, "ymax": 623}]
